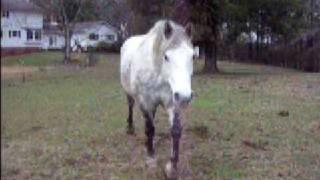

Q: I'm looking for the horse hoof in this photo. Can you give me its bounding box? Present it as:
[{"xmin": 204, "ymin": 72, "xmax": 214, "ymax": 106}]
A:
[
  {"xmin": 146, "ymin": 156, "xmax": 157, "ymax": 169},
  {"xmin": 165, "ymin": 162, "xmax": 178, "ymax": 180}
]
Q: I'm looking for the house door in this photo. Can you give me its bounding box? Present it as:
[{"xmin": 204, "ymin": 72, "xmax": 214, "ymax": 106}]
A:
[{"xmin": 49, "ymin": 36, "xmax": 54, "ymax": 46}]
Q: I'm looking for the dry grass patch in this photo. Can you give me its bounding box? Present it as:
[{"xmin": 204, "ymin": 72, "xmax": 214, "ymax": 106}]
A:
[{"xmin": 1, "ymin": 53, "xmax": 320, "ymax": 179}]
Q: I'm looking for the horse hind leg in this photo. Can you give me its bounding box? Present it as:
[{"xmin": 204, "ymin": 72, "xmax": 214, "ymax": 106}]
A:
[{"xmin": 126, "ymin": 94, "xmax": 135, "ymax": 135}]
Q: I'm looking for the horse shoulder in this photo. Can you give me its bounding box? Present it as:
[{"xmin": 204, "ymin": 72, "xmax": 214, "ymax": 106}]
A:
[
  {"xmin": 121, "ymin": 35, "xmax": 149, "ymax": 95},
  {"xmin": 121, "ymin": 35, "xmax": 146, "ymax": 55}
]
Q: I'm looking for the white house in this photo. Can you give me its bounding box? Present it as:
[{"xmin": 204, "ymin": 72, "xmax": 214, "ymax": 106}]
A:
[
  {"xmin": 42, "ymin": 25, "xmax": 65, "ymax": 50},
  {"xmin": 1, "ymin": 0, "xmax": 43, "ymax": 49},
  {"xmin": 238, "ymin": 31, "xmax": 272, "ymax": 44},
  {"xmin": 1, "ymin": 0, "xmax": 119, "ymax": 52},
  {"xmin": 71, "ymin": 21, "xmax": 119, "ymax": 51}
]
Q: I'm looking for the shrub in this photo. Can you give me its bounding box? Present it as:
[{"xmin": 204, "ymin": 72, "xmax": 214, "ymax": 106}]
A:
[
  {"xmin": 87, "ymin": 45, "xmax": 96, "ymax": 52},
  {"xmin": 86, "ymin": 52, "xmax": 99, "ymax": 67},
  {"xmin": 95, "ymin": 41, "xmax": 120, "ymax": 52}
]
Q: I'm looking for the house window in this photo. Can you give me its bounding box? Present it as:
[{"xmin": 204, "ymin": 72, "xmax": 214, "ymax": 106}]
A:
[
  {"xmin": 89, "ymin": 33, "xmax": 99, "ymax": 40},
  {"xmin": 49, "ymin": 36, "xmax": 57, "ymax": 46},
  {"xmin": 12, "ymin": 31, "xmax": 17, "ymax": 37},
  {"xmin": 9, "ymin": 30, "xmax": 11, "ymax": 38},
  {"xmin": 35, "ymin": 30, "xmax": 41, "ymax": 40},
  {"xmin": 27, "ymin": 29, "xmax": 33, "ymax": 40},
  {"xmin": 2, "ymin": 10, "xmax": 9, "ymax": 18},
  {"xmin": 107, "ymin": 35, "xmax": 115, "ymax": 41},
  {"xmin": 11, "ymin": 30, "xmax": 21, "ymax": 38},
  {"xmin": 49, "ymin": 36, "xmax": 54, "ymax": 45}
]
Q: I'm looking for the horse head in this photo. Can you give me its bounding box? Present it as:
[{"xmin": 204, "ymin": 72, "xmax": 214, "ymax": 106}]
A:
[{"xmin": 153, "ymin": 20, "xmax": 195, "ymax": 107}]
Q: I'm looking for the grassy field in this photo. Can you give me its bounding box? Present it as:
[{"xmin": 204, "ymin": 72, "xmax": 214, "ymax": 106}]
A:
[
  {"xmin": 1, "ymin": 52, "xmax": 64, "ymax": 66},
  {"xmin": 1, "ymin": 52, "xmax": 320, "ymax": 179}
]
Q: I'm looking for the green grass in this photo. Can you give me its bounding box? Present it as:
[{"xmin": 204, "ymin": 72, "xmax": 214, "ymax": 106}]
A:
[
  {"xmin": 1, "ymin": 52, "xmax": 320, "ymax": 179},
  {"xmin": 1, "ymin": 52, "xmax": 64, "ymax": 66}
]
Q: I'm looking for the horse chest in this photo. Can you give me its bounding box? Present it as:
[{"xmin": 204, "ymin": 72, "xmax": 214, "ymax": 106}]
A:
[{"xmin": 136, "ymin": 74, "xmax": 172, "ymax": 108}]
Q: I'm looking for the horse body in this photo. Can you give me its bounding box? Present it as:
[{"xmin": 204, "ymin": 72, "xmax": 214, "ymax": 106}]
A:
[
  {"xmin": 121, "ymin": 34, "xmax": 172, "ymax": 109},
  {"xmin": 120, "ymin": 20, "xmax": 194, "ymax": 179}
]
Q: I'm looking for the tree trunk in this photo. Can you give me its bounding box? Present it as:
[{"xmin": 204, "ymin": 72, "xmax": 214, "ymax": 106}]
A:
[
  {"xmin": 248, "ymin": 25, "xmax": 253, "ymax": 61},
  {"xmin": 248, "ymin": 42, "xmax": 253, "ymax": 61},
  {"xmin": 64, "ymin": 25, "xmax": 71, "ymax": 64},
  {"xmin": 256, "ymin": 29, "xmax": 261, "ymax": 61},
  {"xmin": 203, "ymin": 41, "xmax": 219, "ymax": 73}
]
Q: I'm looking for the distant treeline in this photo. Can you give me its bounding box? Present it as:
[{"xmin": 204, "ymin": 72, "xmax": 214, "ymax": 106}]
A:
[
  {"xmin": 47, "ymin": 0, "xmax": 319, "ymax": 72},
  {"xmin": 225, "ymin": 28, "xmax": 320, "ymax": 72}
]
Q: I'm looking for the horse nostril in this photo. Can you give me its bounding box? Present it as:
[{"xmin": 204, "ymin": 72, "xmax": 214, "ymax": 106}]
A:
[{"xmin": 174, "ymin": 92, "xmax": 180, "ymax": 101}]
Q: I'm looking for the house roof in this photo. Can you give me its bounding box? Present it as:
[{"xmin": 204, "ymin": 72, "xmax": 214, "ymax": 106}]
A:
[
  {"xmin": 1, "ymin": 0, "xmax": 42, "ymax": 13},
  {"xmin": 73, "ymin": 21, "xmax": 118, "ymax": 34},
  {"xmin": 43, "ymin": 21, "xmax": 119, "ymax": 36}
]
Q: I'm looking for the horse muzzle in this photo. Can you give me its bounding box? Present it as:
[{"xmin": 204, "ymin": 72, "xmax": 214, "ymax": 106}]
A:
[{"xmin": 173, "ymin": 92, "xmax": 193, "ymax": 107}]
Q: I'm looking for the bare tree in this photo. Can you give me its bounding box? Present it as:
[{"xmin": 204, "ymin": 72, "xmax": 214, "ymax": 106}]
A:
[
  {"xmin": 126, "ymin": 0, "xmax": 174, "ymax": 36},
  {"xmin": 189, "ymin": 0, "xmax": 222, "ymax": 73},
  {"xmin": 32, "ymin": 0, "xmax": 86, "ymax": 64}
]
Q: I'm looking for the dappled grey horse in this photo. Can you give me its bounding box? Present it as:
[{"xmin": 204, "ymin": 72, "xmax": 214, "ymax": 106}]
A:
[{"xmin": 120, "ymin": 20, "xmax": 194, "ymax": 179}]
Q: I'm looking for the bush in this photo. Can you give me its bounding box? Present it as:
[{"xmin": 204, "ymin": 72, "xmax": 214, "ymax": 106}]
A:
[
  {"xmin": 87, "ymin": 45, "xmax": 96, "ymax": 52},
  {"xmin": 86, "ymin": 52, "xmax": 99, "ymax": 67},
  {"xmin": 95, "ymin": 41, "xmax": 120, "ymax": 52}
]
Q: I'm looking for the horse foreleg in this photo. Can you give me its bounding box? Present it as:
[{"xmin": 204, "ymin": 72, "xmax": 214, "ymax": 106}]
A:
[
  {"xmin": 141, "ymin": 107, "xmax": 157, "ymax": 168},
  {"xmin": 126, "ymin": 94, "xmax": 135, "ymax": 135},
  {"xmin": 142, "ymin": 109, "xmax": 155, "ymax": 156},
  {"xmin": 166, "ymin": 110, "xmax": 182, "ymax": 179}
]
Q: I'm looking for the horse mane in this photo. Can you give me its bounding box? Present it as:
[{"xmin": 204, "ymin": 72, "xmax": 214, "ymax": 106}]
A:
[{"xmin": 146, "ymin": 20, "xmax": 191, "ymax": 69}]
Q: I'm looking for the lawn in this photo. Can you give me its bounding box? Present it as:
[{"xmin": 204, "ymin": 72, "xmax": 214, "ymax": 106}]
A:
[
  {"xmin": 1, "ymin": 52, "xmax": 64, "ymax": 66},
  {"xmin": 1, "ymin": 52, "xmax": 320, "ymax": 179}
]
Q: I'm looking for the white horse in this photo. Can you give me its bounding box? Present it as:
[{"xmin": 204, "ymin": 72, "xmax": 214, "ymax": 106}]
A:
[{"xmin": 120, "ymin": 20, "xmax": 194, "ymax": 179}]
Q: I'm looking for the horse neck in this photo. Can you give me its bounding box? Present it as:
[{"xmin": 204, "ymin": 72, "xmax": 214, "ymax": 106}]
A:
[{"xmin": 137, "ymin": 33, "xmax": 162, "ymax": 74}]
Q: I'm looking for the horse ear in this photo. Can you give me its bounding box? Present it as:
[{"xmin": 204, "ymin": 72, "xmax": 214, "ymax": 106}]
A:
[
  {"xmin": 164, "ymin": 21, "xmax": 172, "ymax": 39},
  {"xmin": 185, "ymin": 23, "xmax": 192, "ymax": 39}
]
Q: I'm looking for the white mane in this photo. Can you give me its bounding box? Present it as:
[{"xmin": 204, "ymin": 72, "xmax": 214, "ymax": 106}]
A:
[{"xmin": 148, "ymin": 20, "xmax": 191, "ymax": 56}]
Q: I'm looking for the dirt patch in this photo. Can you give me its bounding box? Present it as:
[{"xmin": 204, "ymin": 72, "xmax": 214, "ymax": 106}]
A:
[
  {"xmin": 242, "ymin": 139, "xmax": 269, "ymax": 151},
  {"xmin": 278, "ymin": 110, "xmax": 290, "ymax": 117},
  {"xmin": 1, "ymin": 66, "xmax": 38, "ymax": 79},
  {"xmin": 1, "ymin": 66, "xmax": 57, "ymax": 80},
  {"xmin": 282, "ymin": 75, "xmax": 320, "ymax": 100},
  {"xmin": 186, "ymin": 125, "xmax": 209, "ymax": 139}
]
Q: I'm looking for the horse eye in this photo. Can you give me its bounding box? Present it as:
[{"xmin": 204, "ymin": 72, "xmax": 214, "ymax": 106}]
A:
[{"xmin": 164, "ymin": 55, "xmax": 169, "ymax": 62}]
